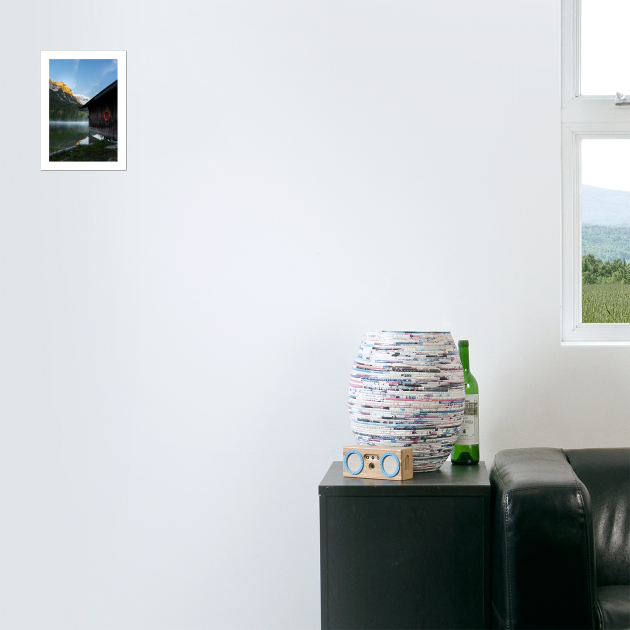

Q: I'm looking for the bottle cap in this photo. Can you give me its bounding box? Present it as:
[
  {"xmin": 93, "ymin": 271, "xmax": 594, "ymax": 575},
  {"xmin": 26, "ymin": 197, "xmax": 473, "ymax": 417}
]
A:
[{"xmin": 458, "ymin": 340, "xmax": 469, "ymax": 347}]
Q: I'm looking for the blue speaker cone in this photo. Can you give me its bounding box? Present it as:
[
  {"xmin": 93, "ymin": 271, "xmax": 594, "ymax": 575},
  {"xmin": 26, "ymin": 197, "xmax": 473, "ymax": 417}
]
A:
[
  {"xmin": 344, "ymin": 450, "xmax": 364, "ymax": 475},
  {"xmin": 380, "ymin": 452, "xmax": 400, "ymax": 477}
]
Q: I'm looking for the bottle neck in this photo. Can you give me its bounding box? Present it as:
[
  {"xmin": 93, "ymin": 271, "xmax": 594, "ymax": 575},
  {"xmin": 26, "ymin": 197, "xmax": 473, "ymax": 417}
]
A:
[{"xmin": 459, "ymin": 345, "xmax": 470, "ymax": 372}]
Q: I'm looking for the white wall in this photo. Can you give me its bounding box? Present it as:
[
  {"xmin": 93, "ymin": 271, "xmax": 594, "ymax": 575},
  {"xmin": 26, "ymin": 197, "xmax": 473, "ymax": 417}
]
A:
[{"xmin": 1, "ymin": 1, "xmax": 628, "ymax": 628}]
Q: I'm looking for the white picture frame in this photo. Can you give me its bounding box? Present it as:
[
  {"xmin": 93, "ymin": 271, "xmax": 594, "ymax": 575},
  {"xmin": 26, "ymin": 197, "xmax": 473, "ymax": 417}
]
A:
[{"xmin": 41, "ymin": 50, "xmax": 126, "ymax": 171}]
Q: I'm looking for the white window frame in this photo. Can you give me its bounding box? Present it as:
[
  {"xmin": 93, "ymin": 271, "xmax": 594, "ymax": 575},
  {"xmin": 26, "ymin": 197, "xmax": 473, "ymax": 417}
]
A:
[{"xmin": 561, "ymin": 0, "xmax": 630, "ymax": 344}]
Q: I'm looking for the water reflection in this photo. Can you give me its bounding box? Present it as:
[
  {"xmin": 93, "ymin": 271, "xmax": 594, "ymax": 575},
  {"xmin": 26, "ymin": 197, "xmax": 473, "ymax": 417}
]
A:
[
  {"xmin": 49, "ymin": 121, "xmax": 89, "ymax": 153},
  {"xmin": 49, "ymin": 123, "xmax": 114, "ymax": 156}
]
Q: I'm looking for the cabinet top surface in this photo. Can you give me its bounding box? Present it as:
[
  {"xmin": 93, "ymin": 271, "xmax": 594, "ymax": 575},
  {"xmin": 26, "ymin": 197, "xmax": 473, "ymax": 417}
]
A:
[{"xmin": 319, "ymin": 461, "xmax": 490, "ymax": 497}]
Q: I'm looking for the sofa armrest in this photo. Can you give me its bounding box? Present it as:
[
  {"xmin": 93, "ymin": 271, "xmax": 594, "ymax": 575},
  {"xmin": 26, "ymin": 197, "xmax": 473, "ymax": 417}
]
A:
[{"xmin": 490, "ymin": 448, "xmax": 597, "ymax": 630}]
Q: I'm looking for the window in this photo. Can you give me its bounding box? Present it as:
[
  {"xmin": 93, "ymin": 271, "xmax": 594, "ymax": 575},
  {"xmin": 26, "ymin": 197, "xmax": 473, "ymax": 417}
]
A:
[{"xmin": 561, "ymin": 0, "xmax": 630, "ymax": 344}]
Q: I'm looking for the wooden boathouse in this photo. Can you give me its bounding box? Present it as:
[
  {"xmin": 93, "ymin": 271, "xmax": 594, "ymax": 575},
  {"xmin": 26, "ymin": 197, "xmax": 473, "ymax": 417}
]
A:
[{"xmin": 79, "ymin": 80, "xmax": 117, "ymax": 141}]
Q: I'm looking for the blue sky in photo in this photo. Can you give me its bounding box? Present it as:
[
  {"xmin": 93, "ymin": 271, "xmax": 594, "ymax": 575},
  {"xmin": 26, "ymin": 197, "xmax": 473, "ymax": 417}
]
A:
[{"xmin": 49, "ymin": 58, "xmax": 117, "ymax": 99}]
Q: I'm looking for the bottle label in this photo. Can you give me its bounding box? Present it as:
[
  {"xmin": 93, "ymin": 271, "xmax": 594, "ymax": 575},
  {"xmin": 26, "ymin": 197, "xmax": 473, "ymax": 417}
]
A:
[{"xmin": 456, "ymin": 394, "xmax": 478, "ymax": 445}]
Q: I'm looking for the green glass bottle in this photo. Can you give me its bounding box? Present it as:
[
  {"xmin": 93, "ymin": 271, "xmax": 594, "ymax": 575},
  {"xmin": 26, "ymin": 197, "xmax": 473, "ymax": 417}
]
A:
[{"xmin": 451, "ymin": 340, "xmax": 479, "ymax": 465}]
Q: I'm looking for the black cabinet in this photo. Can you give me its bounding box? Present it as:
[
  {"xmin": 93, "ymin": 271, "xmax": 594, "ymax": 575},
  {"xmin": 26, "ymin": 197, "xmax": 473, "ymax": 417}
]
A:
[{"xmin": 319, "ymin": 461, "xmax": 490, "ymax": 630}]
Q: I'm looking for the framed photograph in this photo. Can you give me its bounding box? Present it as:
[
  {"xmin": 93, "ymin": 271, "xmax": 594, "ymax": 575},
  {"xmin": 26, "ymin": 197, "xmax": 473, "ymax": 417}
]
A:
[{"xmin": 41, "ymin": 51, "xmax": 126, "ymax": 171}]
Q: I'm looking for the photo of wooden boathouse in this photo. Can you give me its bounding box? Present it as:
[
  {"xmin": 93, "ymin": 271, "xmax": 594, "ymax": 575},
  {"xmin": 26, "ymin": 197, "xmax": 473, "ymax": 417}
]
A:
[
  {"xmin": 80, "ymin": 79, "xmax": 117, "ymax": 141},
  {"xmin": 42, "ymin": 52, "xmax": 126, "ymax": 170}
]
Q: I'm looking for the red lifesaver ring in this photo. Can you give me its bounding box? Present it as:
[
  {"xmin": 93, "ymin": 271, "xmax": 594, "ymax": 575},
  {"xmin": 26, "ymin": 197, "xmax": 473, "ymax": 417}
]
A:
[{"xmin": 104, "ymin": 109, "xmax": 111, "ymax": 121}]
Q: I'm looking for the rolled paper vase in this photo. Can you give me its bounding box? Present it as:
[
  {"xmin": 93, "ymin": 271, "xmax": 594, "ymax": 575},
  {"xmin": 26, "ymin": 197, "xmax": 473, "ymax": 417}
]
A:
[{"xmin": 348, "ymin": 331, "xmax": 465, "ymax": 473}]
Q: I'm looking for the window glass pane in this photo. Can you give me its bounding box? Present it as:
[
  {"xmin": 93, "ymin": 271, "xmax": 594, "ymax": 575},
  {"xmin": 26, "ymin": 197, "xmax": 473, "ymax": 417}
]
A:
[
  {"xmin": 582, "ymin": 139, "xmax": 630, "ymax": 322},
  {"xmin": 581, "ymin": 0, "xmax": 630, "ymax": 96}
]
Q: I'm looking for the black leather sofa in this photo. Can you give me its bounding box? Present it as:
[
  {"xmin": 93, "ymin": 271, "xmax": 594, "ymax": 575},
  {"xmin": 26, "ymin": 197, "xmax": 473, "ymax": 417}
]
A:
[{"xmin": 490, "ymin": 448, "xmax": 630, "ymax": 630}]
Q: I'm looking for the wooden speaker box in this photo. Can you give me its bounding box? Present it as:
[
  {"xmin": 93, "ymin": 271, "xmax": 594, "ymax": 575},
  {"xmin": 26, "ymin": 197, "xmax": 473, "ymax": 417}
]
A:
[{"xmin": 342, "ymin": 446, "xmax": 413, "ymax": 480}]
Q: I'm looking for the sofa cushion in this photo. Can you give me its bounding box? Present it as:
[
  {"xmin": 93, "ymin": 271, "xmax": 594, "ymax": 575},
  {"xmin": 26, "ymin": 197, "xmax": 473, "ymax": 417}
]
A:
[
  {"xmin": 597, "ymin": 585, "xmax": 630, "ymax": 630},
  {"xmin": 564, "ymin": 449, "xmax": 630, "ymax": 587}
]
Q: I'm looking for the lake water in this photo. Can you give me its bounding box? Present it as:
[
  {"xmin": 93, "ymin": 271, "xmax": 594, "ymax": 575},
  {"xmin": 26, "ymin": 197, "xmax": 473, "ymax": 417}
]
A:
[{"xmin": 49, "ymin": 122, "xmax": 106, "ymax": 154}]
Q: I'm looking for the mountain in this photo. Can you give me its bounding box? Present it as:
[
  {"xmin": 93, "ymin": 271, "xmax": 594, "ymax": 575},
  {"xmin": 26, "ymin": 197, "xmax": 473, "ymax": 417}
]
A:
[
  {"xmin": 582, "ymin": 185, "xmax": 630, "ymax": 260},
  {"xmin": 49, "ymin": 79, "xmax": 83, "ymax": 105},
  {"xmin": 583, "ymin": 224, "xmax": 630, "ymax": 261},
  {"xmin": 49, "ymin": 78, "xmax": 88, "ymax": 121},
  {"xmin": 582, "ymin": 185, "xmax": 630, "ymax": 225},
  {"xmin": 74, "ymin": 94, "xmax": 90, "ymax": 105}
]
